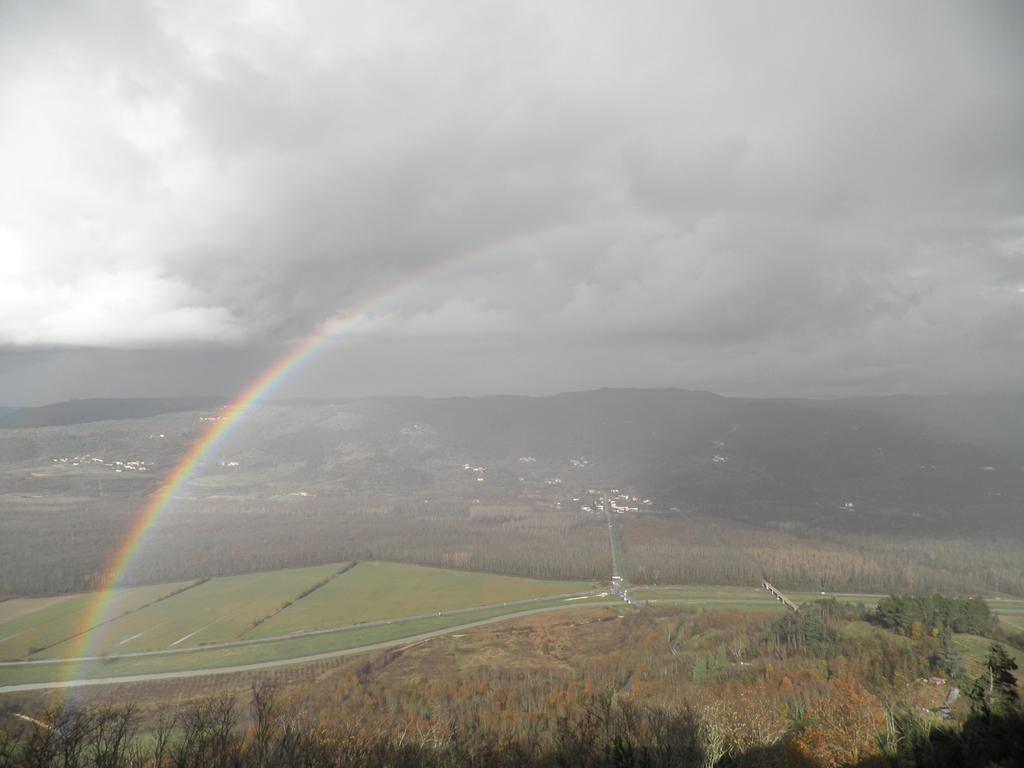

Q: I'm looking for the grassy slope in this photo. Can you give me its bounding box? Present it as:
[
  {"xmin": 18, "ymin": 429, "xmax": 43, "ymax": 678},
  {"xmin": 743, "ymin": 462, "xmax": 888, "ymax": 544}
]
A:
[{"xmin": 954, "ymin": 632, "xmax": 1022, "ymax": 684}]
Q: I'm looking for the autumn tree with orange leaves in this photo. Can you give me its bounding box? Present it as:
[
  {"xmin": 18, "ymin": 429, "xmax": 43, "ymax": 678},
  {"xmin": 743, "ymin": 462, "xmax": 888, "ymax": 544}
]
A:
[{"xmin": 788, "ymin": 677, "xmax": 887, "ymax": 768}]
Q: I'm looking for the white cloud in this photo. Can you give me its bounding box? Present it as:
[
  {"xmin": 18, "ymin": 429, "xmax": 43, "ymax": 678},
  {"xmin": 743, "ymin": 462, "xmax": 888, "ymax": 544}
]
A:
[
  {"xmin": 0, "ymin": 228, "xmax": 243, "ymax": 347},
  {"xmin": 1, "ymin": 1, "xmax": 1023, "ymax": 395}
]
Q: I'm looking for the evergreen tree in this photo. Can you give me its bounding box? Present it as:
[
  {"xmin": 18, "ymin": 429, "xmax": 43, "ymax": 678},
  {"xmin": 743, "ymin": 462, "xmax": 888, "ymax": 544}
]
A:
[
  {"xmin": 933, "ymin": 631, "xmax": 963, "ymax": 678},
  {"xmin": 984, "ymin": 643, "xmax": 1019, "ymax": 711},
  {"xmin": 968, "ymin": 643, "xmax": 1019, "ymax": 715}
]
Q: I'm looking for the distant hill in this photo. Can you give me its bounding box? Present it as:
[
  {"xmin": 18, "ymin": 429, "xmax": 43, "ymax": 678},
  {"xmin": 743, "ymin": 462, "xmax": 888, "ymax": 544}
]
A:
[
  {"xmin": 0, "ymin": 397, "xmax": 225, "ymax": 428},
  {"xmin": 0, "ymin": 407, "xmax": 18, "ymax": 420},
  {"xmin": 842, "ymin": 393, "xmax": 1024, "ymax": 459},
  {"xmin": 1, "ymin": 389, "xmax": 1021, "ymax": 535},
  {"xmin": 344, "ymin": 388, "xmax": 1024, "ymax": 534}
]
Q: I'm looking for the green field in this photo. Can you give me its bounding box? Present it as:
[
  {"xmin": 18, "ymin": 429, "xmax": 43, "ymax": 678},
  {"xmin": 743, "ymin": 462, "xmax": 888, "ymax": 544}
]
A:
[
  {"xmin": 37, "ymin": 564, "xmax": 346, "ymax": 657},
  {"xmin": 3, "ymin": 568, "xmax": 1023, "ymax": 690},
  {"xmin": 0, "ymin": 595, "xmax": 618, "ymax": 686},
  {"xmin": 632, "ymin": 586, "xmax": 784, "ymax": 611},
  {"xmin": 0, "ymin": 582, "xmax": 192, "ymax": 660},
  {"xmin": 246, "ymin": 561, "xmax": 591, "ymax": 638},
  {"xmin": 0, "ymin": 595, "xmax": 73, "ymax": 626},
  {"xmin": 998, "ymin": 613, "xmax": 1024, "ymax": 631},
  {"xmin": 988, "ymin": 597, "xmax": 1024, "ymax": 632},
  {"xmin": 0, "ymin": 562, "xmax": 593, "ymax": 668},
  {"xmin": 630, "ymin": 585, "xmax": 881, "ymax": 611}
]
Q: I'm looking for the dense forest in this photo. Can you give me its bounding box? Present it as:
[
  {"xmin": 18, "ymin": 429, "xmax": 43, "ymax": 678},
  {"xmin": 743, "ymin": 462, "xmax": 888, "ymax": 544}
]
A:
[
  {"xmin": 2, "ymin": 694, "xmax": 1022, "ymax": 767},
  {"xmin": 872, "ymin": 595, "xmax": 998, "ymax": 637},
  {"xmin": 2, "ymin": 496, "xmax": 1023, "ymax": 599},
  {"xmin": 0, "ymin": 500, "xmax": 611, "ymax": 597}
]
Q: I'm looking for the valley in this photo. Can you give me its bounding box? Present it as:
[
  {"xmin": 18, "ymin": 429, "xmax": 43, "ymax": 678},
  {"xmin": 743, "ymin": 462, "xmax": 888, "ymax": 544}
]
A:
[{"xmin": 1, "ymin": 392, "xmax": 1023, "ymax": 765}]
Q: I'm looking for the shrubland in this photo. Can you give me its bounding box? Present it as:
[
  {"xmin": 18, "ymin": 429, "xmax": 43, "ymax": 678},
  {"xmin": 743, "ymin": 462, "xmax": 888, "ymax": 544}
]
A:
[{"xmin": 2, "ymin": 600, "xmax": 1021, "ymax": 767}]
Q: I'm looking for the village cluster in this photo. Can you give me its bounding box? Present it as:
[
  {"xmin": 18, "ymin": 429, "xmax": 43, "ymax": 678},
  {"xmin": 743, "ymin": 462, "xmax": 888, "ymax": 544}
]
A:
[
  {"xmin": 578, "ymin": 489, "xmax": 654, "ymax": 514},
  {"xmin": 462, "ymin": 463, "xmax": 486, "ymax": 482},
  {"xmin": 51, "ymin": 455, "xmax": 148, "ymax": 472},
  {"xmin": 461, "ymin": 457, "xmax": 659, "ymax": 516}
]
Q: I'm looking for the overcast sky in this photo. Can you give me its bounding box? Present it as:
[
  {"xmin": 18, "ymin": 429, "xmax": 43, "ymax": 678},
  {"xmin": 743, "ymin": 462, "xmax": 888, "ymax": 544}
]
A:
[{"xmin": 2, "ymin": 1, "xmax": 1023, "ymax": 405}]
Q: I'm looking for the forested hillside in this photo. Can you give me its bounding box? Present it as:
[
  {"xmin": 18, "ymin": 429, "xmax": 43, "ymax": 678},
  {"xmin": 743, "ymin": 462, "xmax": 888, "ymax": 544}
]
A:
[{"xmin": 0, "ymin": 398, "xmax": 224, "ymax": 429}]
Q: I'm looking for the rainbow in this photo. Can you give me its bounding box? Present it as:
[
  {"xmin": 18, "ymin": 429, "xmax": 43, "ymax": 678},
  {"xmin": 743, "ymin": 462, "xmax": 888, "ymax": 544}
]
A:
[{"xmin": 65, "ymin": 257, "xmax": 467, "ymax": 673}]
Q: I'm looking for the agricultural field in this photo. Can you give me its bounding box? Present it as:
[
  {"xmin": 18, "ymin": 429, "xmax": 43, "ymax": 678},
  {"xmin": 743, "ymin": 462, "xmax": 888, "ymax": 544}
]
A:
[
  {"xmin": 631, "ymin": 586, "xmax": 785, "ymax": 611},
  {"xmin": 3, "ymin": 565, "xmax": 1021, "ymax": 691},
  {"xmin": 0, "ymin": 561, "xmax": 597, "ymax": 687},
  {"xmin": 0, "ymin": 596, "xmax": 620, "ymax": 688},
  {"xmin": 0, "ymin": 581, "xmax": 193, "ymax": 660},
  {"xmin": 631, "ymin": 585, "xmax": 880, "ymax": 611},
  {"xmin": 988, "ymin": 597, "xmax": 1024, "ymax": 631},
  {"xmin": 42, "ymin": 563, "xmax": 347, "ymax": 657},
  {"xmin": 0, "ymin": 594, "xmax": 73, "ymax": 626},
  {"xmin": 246, "ymin": 561, "xmax": 592, "ymax": 638},
  {"xmin": 998, "ymin": 613, "xmax": 1024, "ymax": 631}
]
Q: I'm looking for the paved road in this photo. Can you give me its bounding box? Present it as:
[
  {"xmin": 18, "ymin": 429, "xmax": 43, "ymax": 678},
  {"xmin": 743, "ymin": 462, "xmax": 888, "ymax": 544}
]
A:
[
  {"xmin": 602, "ymin": 495, "xmax": 625, "ymax": 583},
  {"xmin": 0, "ymin": 600, "xmax": 622, "ymax": 693},
  {"xmin": 603, "ymin": 494, "xmax": 642, "ymax": 607}
]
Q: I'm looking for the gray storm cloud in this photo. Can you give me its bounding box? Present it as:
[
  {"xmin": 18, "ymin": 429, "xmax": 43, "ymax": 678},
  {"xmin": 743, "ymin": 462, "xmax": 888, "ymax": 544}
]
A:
[{"xmin": 1, "ymin": 1, "xmax": 1023, "ymax": 401}]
